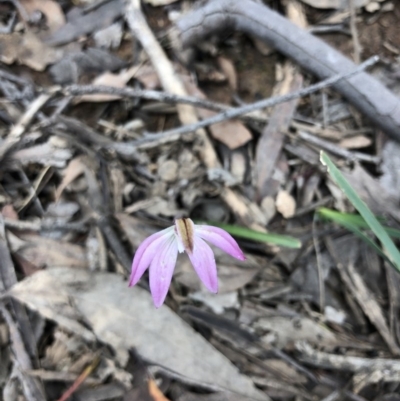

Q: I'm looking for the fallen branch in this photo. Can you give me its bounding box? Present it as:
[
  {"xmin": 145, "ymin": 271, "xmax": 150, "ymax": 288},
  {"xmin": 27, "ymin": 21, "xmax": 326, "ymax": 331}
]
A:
[
  {"xmin": 296, "ymin": 341, "xmax": 400, "ymax": 372},
  {"xmin": 175, "ymin": 0, "xmax": 400, "ymax": 142},
  {"xmin": 125, "ymin": 0, "xmax": 218, "ymax": 168},
  {"xmin": 111, "ymin": 56, "xmax": 377, "ymax": 151}
]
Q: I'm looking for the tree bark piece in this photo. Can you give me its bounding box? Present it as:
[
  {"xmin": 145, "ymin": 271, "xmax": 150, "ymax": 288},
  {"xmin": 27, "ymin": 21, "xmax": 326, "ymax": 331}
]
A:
[
  {"xmin": 176, "ymin": 0, "xmax": 400, "ymax": 142},
  {"xmin": 256, "ymin": 1, "xmax": 305, "ymax": 201}
]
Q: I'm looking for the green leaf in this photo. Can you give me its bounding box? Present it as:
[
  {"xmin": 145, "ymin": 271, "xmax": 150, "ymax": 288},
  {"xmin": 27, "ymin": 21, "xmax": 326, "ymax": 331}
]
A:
[
  {"xmin": 320, "ymin": 151, "xmax": 400, "ymax": 272},
  {"xmin": 317, "ymin": 208, "xmax": 400, "ymax": 239},
  {"xmin": 207, "ymin": 222, "xmax": 301, "ymax": 249},
  {"xmin": 317, "ymin": 208, "xmax": 393, "ymax": 264}
]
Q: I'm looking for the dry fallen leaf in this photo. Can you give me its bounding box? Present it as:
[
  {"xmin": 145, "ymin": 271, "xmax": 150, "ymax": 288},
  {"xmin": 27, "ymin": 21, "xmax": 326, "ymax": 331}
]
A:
[
  {"xmin": 75, "ymin": 66, "xmax": 140, "ymax": 103},
  {"xmin": 183, "ymin": 78, "xmax": 252, "ymax": 150},
  {"xmin": 189, "ymin": 292, "xmax": 239, "ymax": 314},
  {"xmin": 339, "ymin": 135, "xmax": 372, "ymax": 149},
  {"xmin": 275, "ymin": 190, "xmax": 296, "ymax": 218},
  {"xmin": 94, "ymin": 22, "xmax": 123, "ymax": 49},
  {"xmin": 0, "ymin": 32, "xmax": 63, "ymax": 71},
  {"xmin": 135, "ymin": 65, "xmax": 161, "ymax": 89},
  {"xmin": 55, "ymin": 157, "xmax": 86, "ymax": 201},
  {"xmin": 47, "ymin": 0, "xmax": 123, "ymax": 46},
  {"xmin": 21, "ymin": 0, "xmax": 66, "ymax": 33},
  {"xmin": 9, "ymin": 269, "xmax": 95, "ymax": 343},
  {"xmin": 13, "ymin": 140, "xmax": 73, "ymax": 168},
  {"xmin": 10, "ymin": 268, "xmax": 267, "ymax": 400},
  {"xmin": 10, "ymin": 234, "xmax": 88, "ymax": 270},
  {"xmin": 217, "ymin": 57, "xmax": 237, "ymax": 91},
  {"xmin": 50, "ymin": 47, "xmax": 125, "ymax": 85},
  {"xmin": 255, "ymin": 316, "xmax": 337, "ymax": 348}
]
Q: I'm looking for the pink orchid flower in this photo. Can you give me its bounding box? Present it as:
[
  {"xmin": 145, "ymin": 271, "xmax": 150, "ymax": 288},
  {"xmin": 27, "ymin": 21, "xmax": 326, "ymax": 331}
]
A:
[{"xmin": 129, "ymin": 218, "xmax": 246, "ymax": 307}]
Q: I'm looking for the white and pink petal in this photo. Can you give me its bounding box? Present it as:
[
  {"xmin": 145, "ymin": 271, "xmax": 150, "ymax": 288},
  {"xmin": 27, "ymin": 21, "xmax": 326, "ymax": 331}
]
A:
[
  {"xmin": 195, "ymin": 225, "xmax": 245, "ymax": 260},
  {"xmin": 188, "ymin": 236, "xmax": 218, "ymax": 293},
  {"xmin": 129, "ymin": 227, "xmax": 174, "ymax": 287},
  {"xmin": 149, "ymin": 235, "xmax": 179, "ymax": 307}
]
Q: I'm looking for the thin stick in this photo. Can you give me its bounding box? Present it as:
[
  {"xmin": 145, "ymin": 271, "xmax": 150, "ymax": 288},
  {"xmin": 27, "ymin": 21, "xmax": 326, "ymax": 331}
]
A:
[
  {"xmin": 349, "ymin": 0, "xmax": 361, "ymax": 64},
  {"xmin": 65, "ymin": 85, "xmax": 232, "ymax": 114},
  {"xmin": 312, "ymin": 215, "xmax": 325, "ymax": 313},
  {"xmin": 114, "ymin": 56, "xmax": 378, "ymax": 151},
  {"xmin": 125, "ymin": 0, "xmax": 218, "ymax": 168},
  {"xmin": 297, "ymin": 130, "xmax": 381, "ymax": 164},
  {"xmin": 0, "ymin": 93, "xmax": 52, "ymax": 159},
  {"xmin": 176, "ymin": 0, "xmax": 400, "ymax": 141}
]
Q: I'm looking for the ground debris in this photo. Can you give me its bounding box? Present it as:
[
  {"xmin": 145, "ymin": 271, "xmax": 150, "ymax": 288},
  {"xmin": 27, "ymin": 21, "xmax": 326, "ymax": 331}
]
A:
[{"xmin": 0, "ymin": 0, "xmax": 400, "ymax": 400}]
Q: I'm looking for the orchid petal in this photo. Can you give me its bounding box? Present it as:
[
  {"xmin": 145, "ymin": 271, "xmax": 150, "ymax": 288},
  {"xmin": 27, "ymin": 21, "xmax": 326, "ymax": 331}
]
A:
[
  {"xmin": 195, "ymin": 225, "xmax": 246, "ymax": 260},
  {"xmin": 149, "ymin": 235, "xmax": 178, "ymax": 307},
  {"xmin": 188, "ymin": 236, "xmax": 218, "ymax": 293},
  {"xmin": 129, "ymin": 227, "xmax": 174, "ymax": 287}
]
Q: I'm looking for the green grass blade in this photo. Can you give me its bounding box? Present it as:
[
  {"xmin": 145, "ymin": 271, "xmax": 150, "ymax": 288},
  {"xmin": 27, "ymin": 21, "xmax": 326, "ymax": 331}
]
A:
[
  {"xmin": 317, "ymin": 209, "xmax": 393, "ymax": 264},
  {"xmin": 318, "ymin": 208, "xmax": 400, "ymax": 239},
  {"xmin": 320, "ymin": 151, "xmax": 400, "ymax": 271},
  {"xmin": 207, "ymin": 222, "xmax": 301, "ymax": 249}
]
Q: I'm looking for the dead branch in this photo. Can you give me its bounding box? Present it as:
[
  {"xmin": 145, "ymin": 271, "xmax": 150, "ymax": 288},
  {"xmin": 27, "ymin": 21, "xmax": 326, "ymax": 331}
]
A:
[
  {"xmin": 255, "ymin": 0, "xmax": 305, "ymax": 201},
  {"xmin": 0, "ymin": 93, "xmax": 52, "ymax": 159},
  {"xmin": 113, "ymin": 57, "xmax": 377, "ymax": 152},
  {"xmin": 175, "ymin": 0, "xmax": 400, "ymax": 142},
  {"xmin": 125, "ymin": 0, "xmax": 218, "ymax": 169},
  {"xmin": 298, "ymin": 131, "xmax": 380, "ymax": 164},
  {"xmin": 0, "ymin": 305, "xmax": 46, "ymax": 401},
  {"xmin": 65, "ymin": 84, "xmax": 232, "ymax": 114},
  {"xmin": 296, "ymin": 341, "xmax": 400, "ymax": 372}
]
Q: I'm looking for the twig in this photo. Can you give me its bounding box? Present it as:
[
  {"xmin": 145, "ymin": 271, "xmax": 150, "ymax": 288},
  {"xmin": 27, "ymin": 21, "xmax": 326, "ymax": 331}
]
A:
[
  {"xmin": 255, "ymin": 62, "xmax": 303, "ymax": 200},
  {"xmin": 296, "ymin": 341, "xmax": 400, "ymax": 372},
  {"xmin": 176, "ymin": 0, "xmax": 400, "ymax": 141},
  {"xmin": 349, "ymin": 0, "xmax": 361, "ymax": 64},
  {"xmin": 254, "ymin": 0, "xmax": 307, "ymax": 201},
  {"xmin": 0, "ymin": 93, "xmax": 53, "ymax": 160},
  {"xmin": 125, "ymin": 0, "xmax": 218, "ymax": 168},
  {"xmin": 26, "ymin": 370, "xmax": 100, "ymax": 384},
  {"xmin": 56, "ymin": 355, "xmax": 100, "ymax": 401},
  {"xmin": 0, "ymin": 215, "xmax": 18, "ymax": 290},
  {"xmin": 3, "ymin": 217, "xmax": 90, "ymax": 233},
  {"xmin": 0, "ymin": 69, "xmax": 34, "ymax": 87},
  {"xmin": 65, "ymin": 85, "xmax": 231, "ymax": 114},
  {"xmin": 0, "ymin": 305, "xmax": 46, "ymax": 401},
  {"xmin": 297, "ymin": 341, "xmax": 400, "ymax": 395},
  {"xmin": 81, "ymin": 162, "xmax": 132, "ymax": 273},
  {"xmin": 113, "ymin": 56, "xmax": 378, "ymax": 151},
  {"xmin": 0, "ymin": 215, "xmax": 39, "ymax": 359},
  {"xmin": 312, "ymin": 215, "xmax": 325, "ymax": 313},
  {"xmin": 297, "ymin": 130, "xmax": 381, "ymax": 164}
]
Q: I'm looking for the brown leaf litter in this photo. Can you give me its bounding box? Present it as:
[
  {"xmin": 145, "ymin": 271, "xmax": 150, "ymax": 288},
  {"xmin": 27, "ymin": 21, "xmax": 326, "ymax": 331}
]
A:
[{"xmin": 1, "ymin": 0, "xmax": 400, "ymax": 400}]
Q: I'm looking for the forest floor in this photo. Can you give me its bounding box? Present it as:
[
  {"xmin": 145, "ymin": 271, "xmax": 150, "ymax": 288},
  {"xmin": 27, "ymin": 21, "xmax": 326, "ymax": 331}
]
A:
[{"xmin": 1, "ymin": 1, "xmax": 400, "ymax": 401}]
